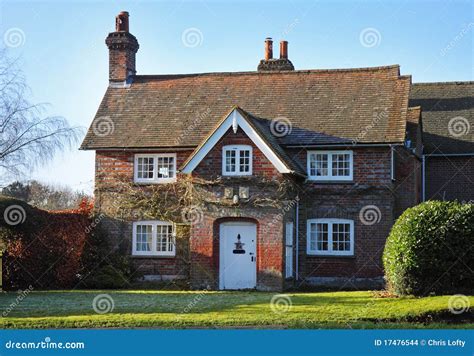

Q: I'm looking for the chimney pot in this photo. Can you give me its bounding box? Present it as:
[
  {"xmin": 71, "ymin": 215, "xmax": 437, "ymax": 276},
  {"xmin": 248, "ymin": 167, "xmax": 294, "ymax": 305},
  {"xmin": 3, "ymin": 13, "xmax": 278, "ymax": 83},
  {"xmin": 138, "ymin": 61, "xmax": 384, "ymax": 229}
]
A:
[
  {"xmin": 116, "ymin": 11, "xmax": 129, "ymax": 32},
  {"xmin": 264, "ymin": 37, "xmax": 273, "ymax": 60},
  {"xmin": 280, "ymin": 40, "xmax": 288, "ymax": 59}
]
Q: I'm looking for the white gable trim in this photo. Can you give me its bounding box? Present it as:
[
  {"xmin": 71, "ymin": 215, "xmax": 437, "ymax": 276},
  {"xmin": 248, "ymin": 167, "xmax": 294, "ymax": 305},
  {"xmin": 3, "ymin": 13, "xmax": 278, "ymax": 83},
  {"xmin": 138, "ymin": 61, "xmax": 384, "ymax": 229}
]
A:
[{"xmin": 181, "ymin": 109, "xmax": 292, "ymax": 174}]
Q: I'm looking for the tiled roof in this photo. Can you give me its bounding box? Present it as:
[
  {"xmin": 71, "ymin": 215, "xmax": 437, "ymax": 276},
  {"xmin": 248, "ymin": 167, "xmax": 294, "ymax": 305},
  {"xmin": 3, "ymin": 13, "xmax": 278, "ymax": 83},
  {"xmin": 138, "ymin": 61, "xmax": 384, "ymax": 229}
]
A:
[
  {"xmin": 81, "ymin": 65, "xmax": 412, "ymax": 150},
  {"xmin": 410, "ymin": 81, "xmax": 474, "ymax": 154}
]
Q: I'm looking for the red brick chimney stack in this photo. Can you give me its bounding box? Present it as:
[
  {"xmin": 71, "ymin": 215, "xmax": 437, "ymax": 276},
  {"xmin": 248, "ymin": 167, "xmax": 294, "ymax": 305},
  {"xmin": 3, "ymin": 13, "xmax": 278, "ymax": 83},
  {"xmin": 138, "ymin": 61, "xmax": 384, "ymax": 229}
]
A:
[
  {"xmin": 280, "ymin": 40, "xmax": 288, "ymax": 59},
  {"xmin": 116, "ymin": 11, "xmax": 129, "ymax": 32},
  {"xmin": 264, "ymin": 38, "xmax": 273, "ymax": 60},
  {"xmin": 105, "ymin": 11, "xmax": 139, "ymax": 83}
]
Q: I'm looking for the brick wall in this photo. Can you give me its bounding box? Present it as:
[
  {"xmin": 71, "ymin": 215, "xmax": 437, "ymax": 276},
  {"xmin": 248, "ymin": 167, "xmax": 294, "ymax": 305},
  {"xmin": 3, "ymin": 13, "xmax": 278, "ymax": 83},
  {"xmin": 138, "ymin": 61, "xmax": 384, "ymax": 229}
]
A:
[{"xmin": 425, "ymin": 156, "xmax": 474, "ymax": 201}]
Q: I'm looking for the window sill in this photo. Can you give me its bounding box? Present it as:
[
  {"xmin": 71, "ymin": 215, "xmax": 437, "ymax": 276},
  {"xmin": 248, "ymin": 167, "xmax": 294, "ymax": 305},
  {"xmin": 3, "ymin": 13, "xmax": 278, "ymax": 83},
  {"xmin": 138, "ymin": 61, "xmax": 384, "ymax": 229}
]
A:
[
  {"xmin": 134, "ymin": 179, "xmax": 177, "ymax": 184},
  {"xmin": 131, "ymin": 254, "xmax": 176, "ymax": 259},
  {"xmin": 306, "ymin": 180, "xmax": 354, "ymax": 184},
  {"xmin": 306, "ymin": 253, "xmax": 355, "ymax": 259}
]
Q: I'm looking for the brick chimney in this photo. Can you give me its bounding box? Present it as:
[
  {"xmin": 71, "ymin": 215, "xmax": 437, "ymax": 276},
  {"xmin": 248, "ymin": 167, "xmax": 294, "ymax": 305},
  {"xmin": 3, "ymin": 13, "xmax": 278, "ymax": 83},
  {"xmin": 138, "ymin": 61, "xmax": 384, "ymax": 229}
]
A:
[
  {"xmin": 258, "ymin": 38, "xmax": 294, "ymax": 71},
  {"xmin": 105, "ymin": 11, "xmax": 139, "ymax": 83}
]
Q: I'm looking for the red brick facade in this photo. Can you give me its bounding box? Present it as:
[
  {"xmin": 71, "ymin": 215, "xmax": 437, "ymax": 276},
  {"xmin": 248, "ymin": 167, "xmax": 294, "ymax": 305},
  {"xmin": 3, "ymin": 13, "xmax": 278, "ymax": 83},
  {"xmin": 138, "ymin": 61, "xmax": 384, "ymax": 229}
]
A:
[{"xmin": 93, "ymin": 130, "xmax": 421, "ymax": 290}]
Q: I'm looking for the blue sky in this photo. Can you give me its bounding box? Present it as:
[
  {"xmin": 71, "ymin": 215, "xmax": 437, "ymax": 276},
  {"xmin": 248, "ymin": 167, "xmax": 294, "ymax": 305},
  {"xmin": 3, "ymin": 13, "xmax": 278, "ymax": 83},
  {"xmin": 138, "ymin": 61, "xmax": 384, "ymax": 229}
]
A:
[{"xmin": 1, "ymin": 0, "xmax": 473, "ymax": 193}]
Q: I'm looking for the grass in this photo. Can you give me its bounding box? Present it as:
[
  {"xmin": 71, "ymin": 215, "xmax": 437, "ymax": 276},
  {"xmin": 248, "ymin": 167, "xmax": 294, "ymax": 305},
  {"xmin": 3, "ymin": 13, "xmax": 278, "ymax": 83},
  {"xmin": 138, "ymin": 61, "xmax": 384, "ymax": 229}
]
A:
[{"xmin": 0, "ymin": 290, "xmax": 472, "ymax": 329}]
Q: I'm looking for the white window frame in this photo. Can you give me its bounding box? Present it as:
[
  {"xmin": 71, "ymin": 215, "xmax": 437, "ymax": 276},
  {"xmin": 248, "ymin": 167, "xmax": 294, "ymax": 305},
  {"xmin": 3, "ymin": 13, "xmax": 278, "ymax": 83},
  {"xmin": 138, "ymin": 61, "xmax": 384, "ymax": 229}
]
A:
[
  {"xmin": 132, "ymin": 221, "xmax": 176, "ymax": 257},
  {"xmin": 134, "ymin": 153, "xmax": 177, "ymax": 184},
  {"xmin": 222, "ymin": 145, "xmax": 253, "ymax": 176},
  {"xmin": 285, "ymin": 222, "xmax": 294, "ymax": 278},
  {"xmin": 306, "ymin": 218, "xmax": 354, "ymax": 256},
  {"xmin": 307, "ymin": 150, "xmax": 353, "ymax": 181}
]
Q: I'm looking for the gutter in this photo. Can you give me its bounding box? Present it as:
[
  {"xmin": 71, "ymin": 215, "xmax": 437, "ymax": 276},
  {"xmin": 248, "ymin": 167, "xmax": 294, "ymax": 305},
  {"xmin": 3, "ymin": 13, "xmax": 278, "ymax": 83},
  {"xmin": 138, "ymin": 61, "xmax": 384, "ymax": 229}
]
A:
[{"xmin": 422, "ymin": 155, "xmax": 426, "ymax": 202}]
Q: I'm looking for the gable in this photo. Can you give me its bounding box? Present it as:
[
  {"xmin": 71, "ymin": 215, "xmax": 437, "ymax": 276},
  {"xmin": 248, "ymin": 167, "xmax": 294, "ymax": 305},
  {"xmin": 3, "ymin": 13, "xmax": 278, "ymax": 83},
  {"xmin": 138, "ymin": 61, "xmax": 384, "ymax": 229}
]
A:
[{"xmin": 181, "ymin": 108, "xmax": 296, "ymax": 175}]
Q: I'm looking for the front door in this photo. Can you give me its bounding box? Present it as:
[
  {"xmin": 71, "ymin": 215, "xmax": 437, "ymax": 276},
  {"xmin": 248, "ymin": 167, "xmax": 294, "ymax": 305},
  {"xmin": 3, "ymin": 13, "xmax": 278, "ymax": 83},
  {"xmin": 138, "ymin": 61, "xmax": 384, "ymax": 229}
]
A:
[{"xmin": 219, "ymin": 222, "xmax": 257, "ymax": 290}]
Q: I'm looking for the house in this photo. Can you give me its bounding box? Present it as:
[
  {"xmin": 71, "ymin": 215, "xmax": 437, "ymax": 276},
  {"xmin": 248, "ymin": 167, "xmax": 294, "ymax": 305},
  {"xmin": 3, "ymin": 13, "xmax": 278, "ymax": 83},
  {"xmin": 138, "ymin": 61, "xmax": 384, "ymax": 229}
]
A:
[
  {"xmin": 81, "ymin": 11, "xmax": 425, "ymax": 291},
  {"xmin": 410, "ymin": 82, "xmax": 474, "ymax": 202}
]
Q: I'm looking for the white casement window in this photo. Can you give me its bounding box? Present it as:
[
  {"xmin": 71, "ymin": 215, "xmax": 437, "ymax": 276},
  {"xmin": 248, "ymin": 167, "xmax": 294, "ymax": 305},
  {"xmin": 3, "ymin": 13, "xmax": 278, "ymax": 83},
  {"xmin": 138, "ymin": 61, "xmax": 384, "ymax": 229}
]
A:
[
  {"xmin": 222, "ymin": 145, "xmax": 252, "ymax": 176},
  {"xmin": 307, "ymin": 219, "xmax": 354, "ymax": 256},
  {"xmin": 134, "ymin": 154, "xmax": 177, "ymax": 183},
  {"xmin": 132, "ymin": 221, "xmax": 175, "ymax": 256},
  {"xmin": 285, "ymin": 222, "xmax": 294, "ymax": 278},
  {"xmin": 307, "ymin": 150, "xmax": 353, "ymax": 181}
]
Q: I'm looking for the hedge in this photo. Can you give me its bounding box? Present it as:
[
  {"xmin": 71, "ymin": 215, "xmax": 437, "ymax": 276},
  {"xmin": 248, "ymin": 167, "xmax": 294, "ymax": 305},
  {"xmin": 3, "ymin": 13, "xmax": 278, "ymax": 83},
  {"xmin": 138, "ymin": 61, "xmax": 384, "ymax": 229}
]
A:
[{"xmin": 383, "ymin": 201, "xmax": 474, "ymax": 296}]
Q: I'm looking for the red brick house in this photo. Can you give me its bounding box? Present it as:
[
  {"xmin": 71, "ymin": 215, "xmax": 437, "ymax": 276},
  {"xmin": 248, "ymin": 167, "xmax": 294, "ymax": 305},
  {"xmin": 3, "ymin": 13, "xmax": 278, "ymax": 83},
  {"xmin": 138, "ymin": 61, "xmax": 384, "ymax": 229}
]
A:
[
  {"xmin": 410, "ymin": 82, "xmax": 474, "ymax": 202},
  {"xmin": 81, "ymin": 12, "xmax": 424, "ymax": 291}
]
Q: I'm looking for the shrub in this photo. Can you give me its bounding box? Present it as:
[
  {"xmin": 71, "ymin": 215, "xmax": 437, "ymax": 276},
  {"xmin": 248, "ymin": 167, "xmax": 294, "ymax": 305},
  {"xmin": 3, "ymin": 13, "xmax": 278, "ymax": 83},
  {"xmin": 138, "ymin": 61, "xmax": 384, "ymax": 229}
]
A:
[
  {"xmin": 77, "ymin": 221, "xmax": 134, "ymax": 289},
  {"xmin": 383, "ymin": 201, "xmax": 474, "ymax": 296},
  {"xmin": 0, "ymin": 196, "xmax": 91, "ymax": 289}
]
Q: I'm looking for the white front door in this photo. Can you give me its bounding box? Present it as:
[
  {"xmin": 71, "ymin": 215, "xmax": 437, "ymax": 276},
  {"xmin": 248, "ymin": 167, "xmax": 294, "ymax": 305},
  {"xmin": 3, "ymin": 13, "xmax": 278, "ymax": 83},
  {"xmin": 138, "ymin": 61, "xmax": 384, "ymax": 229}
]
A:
[{"xmin": 219, "ymin": 222, "xmax": 257, "ymax": 290}]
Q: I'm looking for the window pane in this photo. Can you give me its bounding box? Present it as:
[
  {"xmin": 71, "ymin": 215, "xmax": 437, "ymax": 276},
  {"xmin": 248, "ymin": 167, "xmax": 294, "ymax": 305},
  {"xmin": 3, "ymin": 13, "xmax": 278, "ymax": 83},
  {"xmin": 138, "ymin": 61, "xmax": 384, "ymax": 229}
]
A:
[
  {"xmin": 332, "ymin": 223, "xmax": 351, "ymax": 251},
  {"xmin": 225, "ymin": 150, "xmax": 236, "ymax": 172},
  {"xmin": 156, "ymin": 224, "xmax": 173, "ymax": 252},
  {"xmin": 239, "ymin": 150, "xmax": 250, "ymax": 172},
  {"xmin": 315, "ymin": 154, "xmax": 328, "ymax": 176},
  {"xmin": 157, "ymin": 156, "xmax": 175, "ymax": 179},
  {"xmin": 316, "ymin": 223, "xmax": 329, "ymax": 251},
  {"xmin": 136, "ymin": 224, "xmax": 152, "ymax": 251},
  {"xmin": 137, "ymin": 157, "xmax": 154, "ymax": 179},
  {"xmin": 332, "ymin": 154, "xmax": 350, "ymax": 177}
]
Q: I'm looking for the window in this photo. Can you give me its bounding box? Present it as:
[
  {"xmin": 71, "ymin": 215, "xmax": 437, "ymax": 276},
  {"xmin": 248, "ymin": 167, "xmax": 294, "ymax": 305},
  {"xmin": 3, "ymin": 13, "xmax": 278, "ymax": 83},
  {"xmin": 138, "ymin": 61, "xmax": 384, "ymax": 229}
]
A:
[
  {"xmin": 134, "ymin": 154, "xmax": 177, "ymax": 183},
  {"xmin": 222, "ymin": 145, "xmax": 252, "ymax": 176},
  {"xmin": 307, "ymin": 219, "xmax": 354, "ymax": 256},
  {"xmin": 285, "ymin": 222, "xmax": 294, "ymax": 278},
  {"xmin": 132, "ymin": 221, "xmax": 175, "ymax": 256},
  {"xmin": 307, "ymin": 151, "xmax": 353, "ymax": 181}
]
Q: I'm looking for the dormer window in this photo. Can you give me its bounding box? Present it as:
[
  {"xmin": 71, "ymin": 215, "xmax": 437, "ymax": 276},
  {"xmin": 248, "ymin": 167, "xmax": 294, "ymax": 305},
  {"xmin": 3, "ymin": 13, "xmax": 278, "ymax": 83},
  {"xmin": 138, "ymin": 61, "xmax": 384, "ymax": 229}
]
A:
[
  {"xmin": 134, "ymin": 153, "xmax": 177, "ymax": 183},
  {"xmin": 222, "ymin": 145, "xmax": 252, "ymax": 176}
]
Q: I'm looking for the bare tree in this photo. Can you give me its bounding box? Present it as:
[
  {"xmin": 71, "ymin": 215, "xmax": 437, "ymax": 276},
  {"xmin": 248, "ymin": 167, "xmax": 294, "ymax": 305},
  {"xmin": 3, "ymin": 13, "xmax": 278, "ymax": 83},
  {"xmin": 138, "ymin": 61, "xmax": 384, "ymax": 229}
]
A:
[{"xmin": 0, "ymin": 49, "xmax": 82, "ymax": 182}]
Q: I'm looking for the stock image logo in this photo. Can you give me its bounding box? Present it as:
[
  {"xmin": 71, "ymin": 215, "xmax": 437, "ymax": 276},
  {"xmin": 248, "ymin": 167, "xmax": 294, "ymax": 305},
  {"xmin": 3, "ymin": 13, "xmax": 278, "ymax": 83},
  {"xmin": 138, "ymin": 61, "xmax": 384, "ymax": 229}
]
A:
[
  {"xmin": 181, "ymin": 28, "xmax": 203, "ymax": 48},
  {"xmin": 270, "ymin": 117, "xmax": 293, "ymax": 137},
  {"xmin": 448, "ymin": 294, "xmax": 470, "ymax": 315},
  {"xmin": 270, "ymin": 294, "xmax": 292, "ymax": 314},
  {"xmin": 181, "ymin": 205, "xmax": 204, "ymax": 224},
  {"xmin": 359, "ymin": 205, "xmax": 381, "ymax": 225},
  {"xmin": 3, "ymin": 27, "xmax": 26, "ymax": 48},
  {"xmin": 448, "ymin": 116, "xmax": 470, "ymax": 137},
  {"xmin": 359, "ymin": 27, "xmax": 381, "ymax": 48},
  {"xmin": 92, "ymin": 116, "xmax": 115, "ymax": 137},
  {"xmin": 92, "ymin": 294, "xmax": 115, "ymax": 314},
  {"xmin": 3, "ymin": 204, "xmax": 27, "ymax": 226}
]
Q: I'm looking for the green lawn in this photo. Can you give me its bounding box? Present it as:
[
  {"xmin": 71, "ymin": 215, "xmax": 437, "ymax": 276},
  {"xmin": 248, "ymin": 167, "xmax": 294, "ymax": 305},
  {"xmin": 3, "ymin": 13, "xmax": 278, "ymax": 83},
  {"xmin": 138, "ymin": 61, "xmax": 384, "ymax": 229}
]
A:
[{"xmin": 0, "ymin": 290, "xmax": 472, "ymax": 329}]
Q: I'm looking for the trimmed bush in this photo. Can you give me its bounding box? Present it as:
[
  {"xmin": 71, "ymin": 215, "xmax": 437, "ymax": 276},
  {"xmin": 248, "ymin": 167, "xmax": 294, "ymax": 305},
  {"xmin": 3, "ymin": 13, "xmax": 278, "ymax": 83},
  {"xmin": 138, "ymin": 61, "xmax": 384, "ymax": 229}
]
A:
[{"xmin": 383, "ymin": 201, "xmax": 474, "ymax": 296}]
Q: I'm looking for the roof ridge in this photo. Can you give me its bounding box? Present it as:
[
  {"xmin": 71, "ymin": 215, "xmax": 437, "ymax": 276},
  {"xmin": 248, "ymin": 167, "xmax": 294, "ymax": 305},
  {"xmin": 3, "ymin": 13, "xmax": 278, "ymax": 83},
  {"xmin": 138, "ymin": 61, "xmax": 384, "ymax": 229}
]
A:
[
  {"xmin": 412, "ymin": 81, "xmax": 474, "ymax": 86},
  {"xmin": 134, "ymin": 65, "xmax": 401, "ymax": 79}
]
